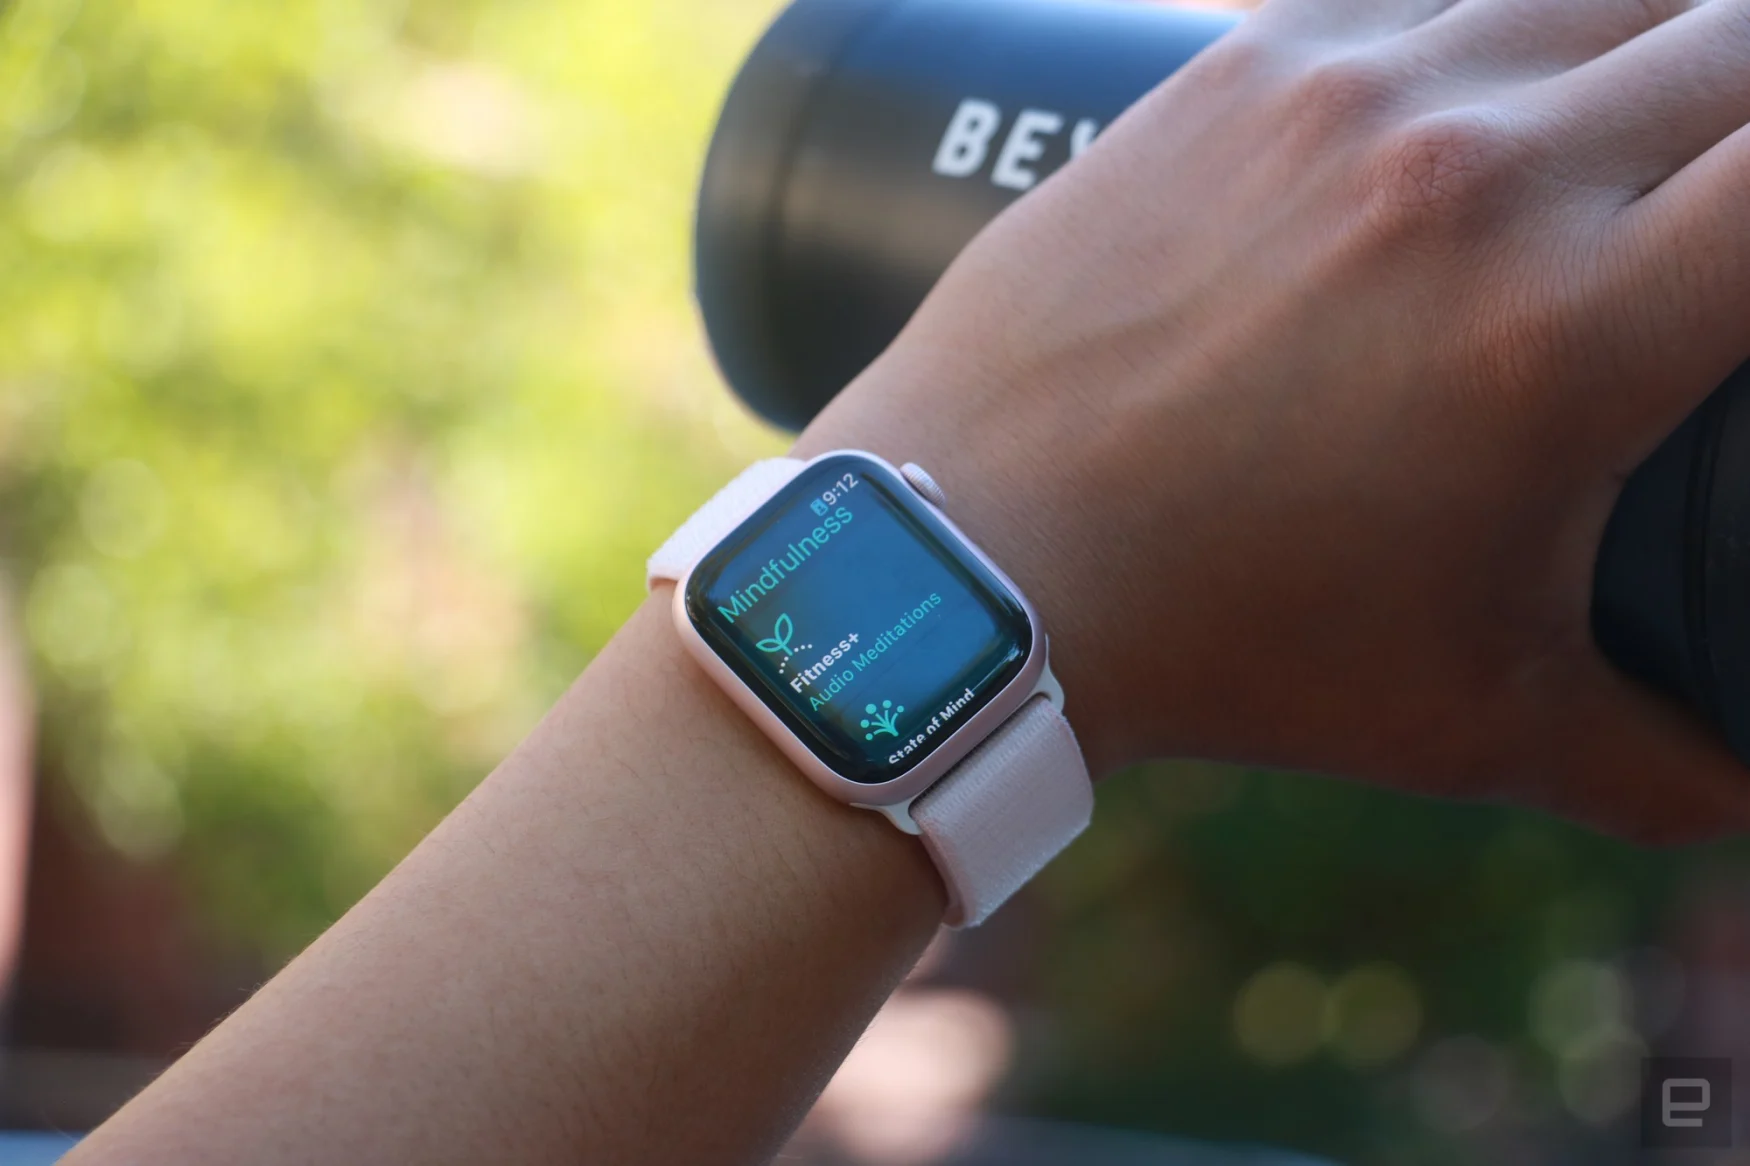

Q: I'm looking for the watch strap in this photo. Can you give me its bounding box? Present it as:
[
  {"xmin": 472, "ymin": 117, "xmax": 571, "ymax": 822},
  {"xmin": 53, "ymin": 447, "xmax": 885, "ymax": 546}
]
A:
[
  {"xmin": 912, "ymin": 694, "xmax": 1092, "ymax": 928},
  {"xmin": 646, "ymin": 458, "xmax": 806, "ymax": 589}
]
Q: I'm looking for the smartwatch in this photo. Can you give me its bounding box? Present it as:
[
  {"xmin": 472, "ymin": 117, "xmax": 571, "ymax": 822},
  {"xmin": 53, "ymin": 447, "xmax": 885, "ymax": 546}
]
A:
[{"xmin": 647, "ymin": 450, "xmax": 1092, "ymax": 928}]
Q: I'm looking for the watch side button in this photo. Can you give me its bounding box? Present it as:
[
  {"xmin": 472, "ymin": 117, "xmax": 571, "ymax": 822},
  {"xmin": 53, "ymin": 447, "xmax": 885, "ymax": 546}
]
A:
[{"xmin": 900, "ymin": 463, "xmax": 948, "ymax": 509}]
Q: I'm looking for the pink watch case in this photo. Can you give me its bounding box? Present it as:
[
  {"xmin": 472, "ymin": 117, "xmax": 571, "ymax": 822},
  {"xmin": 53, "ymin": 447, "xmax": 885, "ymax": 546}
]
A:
[{"xmin": 669, "ymin": 450, "xmax": 1061, "ymax": 832}]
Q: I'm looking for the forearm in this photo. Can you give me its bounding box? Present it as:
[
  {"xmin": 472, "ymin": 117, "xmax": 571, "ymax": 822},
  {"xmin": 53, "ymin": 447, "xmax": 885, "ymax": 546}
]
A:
[{"xmin": 64, "ymin": 593, "xmax": 942, "ymax": 1166}]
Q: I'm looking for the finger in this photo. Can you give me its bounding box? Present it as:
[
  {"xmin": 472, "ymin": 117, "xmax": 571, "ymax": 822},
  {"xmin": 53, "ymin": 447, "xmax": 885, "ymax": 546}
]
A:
[
  {"xmin": 1522, "ymin": 655, "xmax": 1750, "ymax": 844},
  {"xmin": 1596, "ymin": 120, "xmax": 1750, "ymax": 450},
  {"xmin": 1256, "ymin": 0, "xmax": 1473, "ymax": 40},
  {"xmin": 1396, "ymin": 0, "xmax": 1698, "ymax": 80},
  {"xmin": 1522, "ymin": 0, "xmax": 1750, "ymax": 192}
]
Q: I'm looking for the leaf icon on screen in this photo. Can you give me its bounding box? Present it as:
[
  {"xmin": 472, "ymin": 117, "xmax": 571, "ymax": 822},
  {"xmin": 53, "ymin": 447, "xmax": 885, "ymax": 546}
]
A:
[{"xmin": 756, "ymin": 613, "xmax": 796, "ymax": 658}]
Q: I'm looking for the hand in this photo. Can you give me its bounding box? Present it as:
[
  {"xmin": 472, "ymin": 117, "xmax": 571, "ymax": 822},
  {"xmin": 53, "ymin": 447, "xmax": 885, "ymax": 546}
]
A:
[{"xmin": 798, "ymin": 0, "xmax": 1750, "ymax": 840}]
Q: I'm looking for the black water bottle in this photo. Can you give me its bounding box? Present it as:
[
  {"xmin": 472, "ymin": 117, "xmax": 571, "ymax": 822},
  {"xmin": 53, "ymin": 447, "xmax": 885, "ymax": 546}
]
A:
[{"xmin": 694, "ymin": 0, "xmax": 1750, "ymax": 767}]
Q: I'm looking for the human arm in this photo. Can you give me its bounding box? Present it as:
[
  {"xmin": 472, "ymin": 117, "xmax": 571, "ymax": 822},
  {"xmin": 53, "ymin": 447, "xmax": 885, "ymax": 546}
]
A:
[
  {"xmin": 59, "ymin": 0, "xmax": 1750, "ymax": 1160},
  {"xmin": 61, "ymin": 592, "xmax": 947, "ymax": 1165}
]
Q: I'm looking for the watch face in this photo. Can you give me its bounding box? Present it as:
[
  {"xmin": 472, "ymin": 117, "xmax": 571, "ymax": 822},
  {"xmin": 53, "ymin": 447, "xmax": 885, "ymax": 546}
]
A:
[{"xmin": 684, "ymin": 454, "xmax": 1033, "ymax": 786}]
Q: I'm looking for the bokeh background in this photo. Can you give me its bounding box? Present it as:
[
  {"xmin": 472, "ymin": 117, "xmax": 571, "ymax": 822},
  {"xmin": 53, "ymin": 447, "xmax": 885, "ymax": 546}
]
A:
[{"xmin": 3, "ymin": 0, "xmax": 1750, "ymax": 1163}]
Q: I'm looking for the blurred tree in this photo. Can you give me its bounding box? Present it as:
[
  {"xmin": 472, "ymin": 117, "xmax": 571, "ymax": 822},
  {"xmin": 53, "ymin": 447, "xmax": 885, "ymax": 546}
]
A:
[{"xmin": 0, "ymin": 0, "xmax": 785, "ymax": 959}]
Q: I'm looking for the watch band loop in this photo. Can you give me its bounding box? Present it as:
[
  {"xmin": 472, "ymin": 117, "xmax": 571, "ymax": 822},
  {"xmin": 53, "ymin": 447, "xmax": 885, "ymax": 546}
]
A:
[
  {"xmin": 913, "ymin": 695, "xmax": 1091, "ymax": 928},
  {"xmin": 647, "ymin": 458, "xmax": 806, "ymax": 589}
]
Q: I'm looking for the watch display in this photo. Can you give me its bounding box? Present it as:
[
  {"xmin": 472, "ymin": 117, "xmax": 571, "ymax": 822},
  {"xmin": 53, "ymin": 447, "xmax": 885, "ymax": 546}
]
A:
[{"xmin": 684, "ymin": 454, "xmax": 1032, "ymax": 785}]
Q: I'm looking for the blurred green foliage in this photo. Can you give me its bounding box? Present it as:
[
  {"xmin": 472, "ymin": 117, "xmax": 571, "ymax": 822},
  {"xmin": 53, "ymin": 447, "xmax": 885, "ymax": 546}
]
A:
[
  {"xmin": 0, "ymin": 0, "xmax": 1741, "ymax": 1162},
  {"xmin": 1032, "ymin": 763, "xmax": 1705, "ymax": 1164},
  {"xmin": 0, "ymin": 0, "xmax": 784, "ymax": 956}
]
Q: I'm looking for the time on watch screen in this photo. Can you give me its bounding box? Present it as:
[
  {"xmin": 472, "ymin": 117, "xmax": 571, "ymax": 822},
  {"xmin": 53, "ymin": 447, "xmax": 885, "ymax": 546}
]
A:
[{"xmin": 684, "ymin": 455, "xmax": 1032, "ymax": 785}]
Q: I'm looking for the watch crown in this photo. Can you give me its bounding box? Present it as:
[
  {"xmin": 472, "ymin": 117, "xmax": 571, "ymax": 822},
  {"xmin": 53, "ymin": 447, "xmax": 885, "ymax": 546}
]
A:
[{"xmin": 900, "ymin": 462, "xmax": 948, "ymax": 509}]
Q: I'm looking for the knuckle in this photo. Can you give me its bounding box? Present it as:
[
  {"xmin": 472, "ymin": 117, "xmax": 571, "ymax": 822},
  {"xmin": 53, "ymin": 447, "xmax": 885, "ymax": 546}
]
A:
[
  {"xmin": 1361, "ymin": 111, "xmax": 1528, "ymax": 242},
  {"xmin": 1291, "ymin": 56, "xmax": 1404, "ymax": 129}
]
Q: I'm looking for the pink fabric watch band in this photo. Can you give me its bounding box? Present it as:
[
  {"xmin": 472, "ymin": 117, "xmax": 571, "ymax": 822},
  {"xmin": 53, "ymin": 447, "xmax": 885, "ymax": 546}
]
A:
[
  {"xmin": 647, "ymin": 458, "xmax": 1093, "ymax": 929},
  {"xmin": 911, "ymin": 694, "xmax": 1090, "ymax": 927}
]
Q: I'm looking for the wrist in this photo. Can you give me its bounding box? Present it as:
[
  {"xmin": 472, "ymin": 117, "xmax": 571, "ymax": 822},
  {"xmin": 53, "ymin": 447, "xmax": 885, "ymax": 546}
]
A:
[
  {"xmin": 791, "ymin": 347, "xmax": 1176, "ymax": 777},
  {"xmin": 627, "ymin": 589, "xmax": 946, "ymax": 917}
]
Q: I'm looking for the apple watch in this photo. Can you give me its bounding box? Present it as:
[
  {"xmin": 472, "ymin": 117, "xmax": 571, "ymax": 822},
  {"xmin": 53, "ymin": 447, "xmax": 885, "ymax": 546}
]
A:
[{"xmin": 647, "ymin": 450, "xmax": 1092, "ymax": 928}]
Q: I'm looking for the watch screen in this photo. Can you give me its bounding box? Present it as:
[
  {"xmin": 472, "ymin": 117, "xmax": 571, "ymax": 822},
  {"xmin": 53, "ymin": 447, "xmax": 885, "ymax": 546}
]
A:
[{"xmin": 684, "ymin": 455, "xmax": 1033, "ymax": 785}]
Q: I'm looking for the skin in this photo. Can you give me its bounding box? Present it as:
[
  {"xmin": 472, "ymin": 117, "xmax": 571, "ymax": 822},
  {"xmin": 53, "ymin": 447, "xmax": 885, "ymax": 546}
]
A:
[{"xmin": 60, "ymin": 0, "xmax": 1750, "ymax": 1160}]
